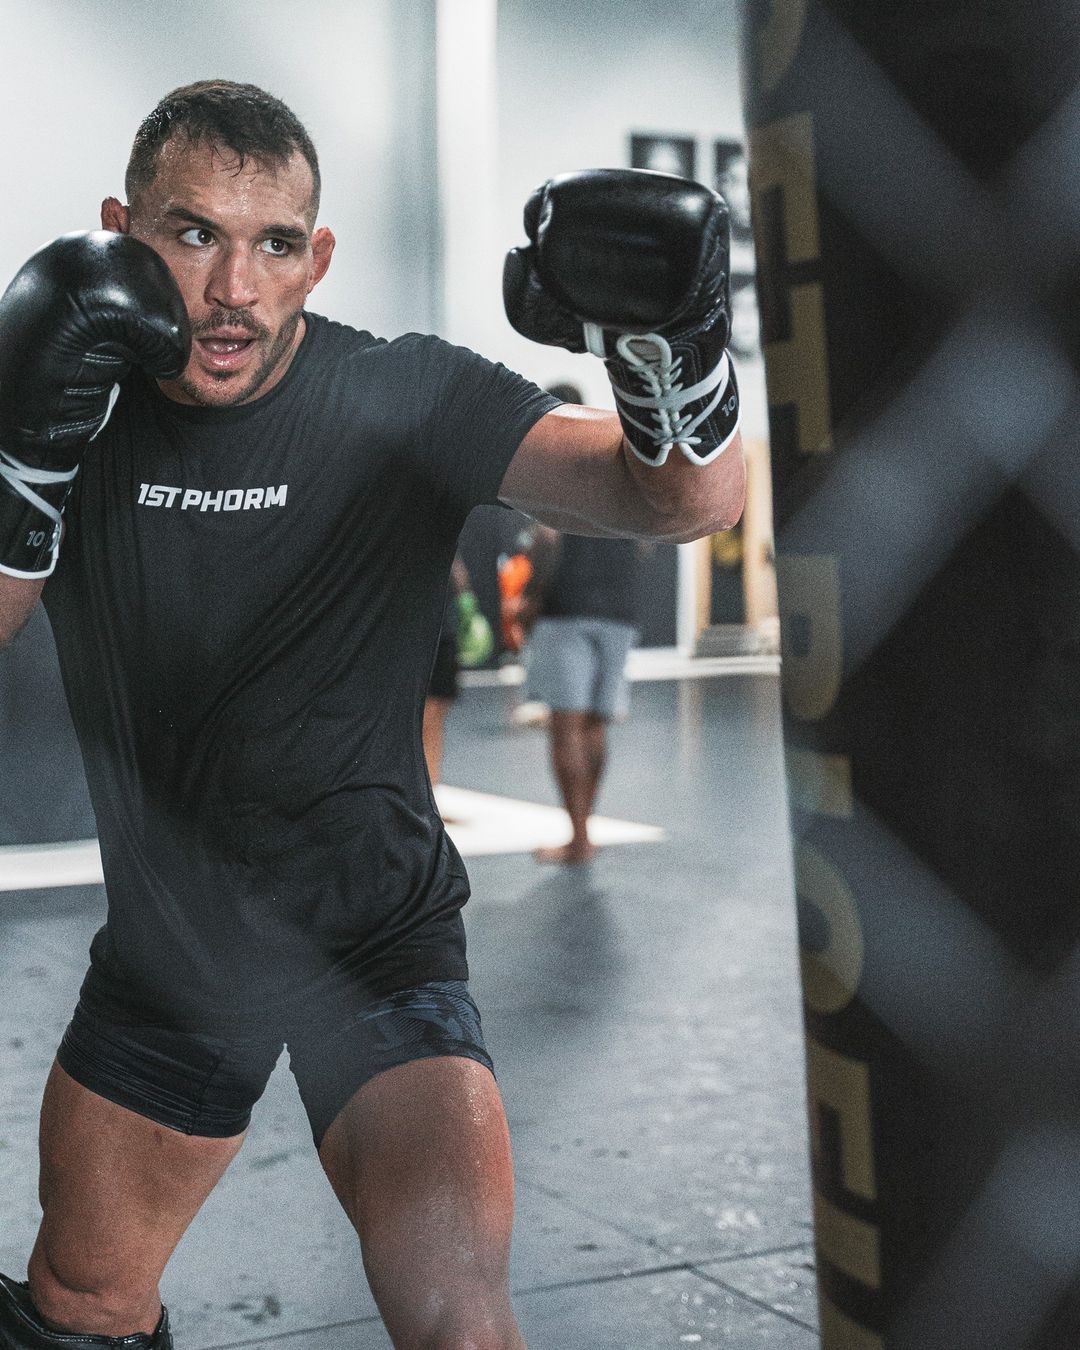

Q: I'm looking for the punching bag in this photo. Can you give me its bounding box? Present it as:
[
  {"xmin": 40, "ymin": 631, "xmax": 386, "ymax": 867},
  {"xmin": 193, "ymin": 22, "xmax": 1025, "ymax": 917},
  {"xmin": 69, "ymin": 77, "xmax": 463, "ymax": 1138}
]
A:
[{"xmin": 744, "ymin": 2, "xmax": 1080, "ymax": 1345}]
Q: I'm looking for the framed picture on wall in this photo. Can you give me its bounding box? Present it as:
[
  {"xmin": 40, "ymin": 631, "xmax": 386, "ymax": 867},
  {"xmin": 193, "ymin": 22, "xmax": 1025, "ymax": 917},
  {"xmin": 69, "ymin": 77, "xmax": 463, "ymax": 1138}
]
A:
[
  {"xmin": 629, "ymin": 133, "xmax": 696, "ymax": 181},
  {"xmin": 713, "ymin": 139, "xmax": 753, "ymax": 249},
  {"xmin": 729, "ymin": 271, "xmax": 762, "ymax": 360}
]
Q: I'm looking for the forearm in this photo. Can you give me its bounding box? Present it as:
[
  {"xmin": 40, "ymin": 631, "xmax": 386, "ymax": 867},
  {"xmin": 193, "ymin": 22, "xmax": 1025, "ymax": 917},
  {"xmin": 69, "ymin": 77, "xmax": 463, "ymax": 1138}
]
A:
[
  {"xmin": 0, "ymin": 574, "xmax": 45, "ymax": 648},
  {"xmin": 524, "ymin": 446, "xmax": 744, "ymax": 540},
  {"xmin": 502, "ymin": 408, "xmax": 745, "ymax": 541},
  {"xmin": 619, "ymin": 428, "xmax": 746, "ymax": 543}
]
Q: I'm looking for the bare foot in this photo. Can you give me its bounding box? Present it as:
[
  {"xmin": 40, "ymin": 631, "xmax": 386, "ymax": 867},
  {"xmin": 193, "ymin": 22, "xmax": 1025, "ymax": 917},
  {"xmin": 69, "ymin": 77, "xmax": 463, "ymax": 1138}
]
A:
[{"xmin": 534, "ymin": 841, "xmax": 597, "ymax": 865}]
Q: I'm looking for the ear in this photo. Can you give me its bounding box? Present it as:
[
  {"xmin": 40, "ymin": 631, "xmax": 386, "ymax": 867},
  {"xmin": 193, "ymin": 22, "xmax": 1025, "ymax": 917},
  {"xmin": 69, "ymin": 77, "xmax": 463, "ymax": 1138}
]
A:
[
  {"xmin": 308, "ymin": 227, "xmax": 336, "ymax": 291},
  {"xmin": 101, "ymin": 197, "xmax": 130, "ymax": 233}
]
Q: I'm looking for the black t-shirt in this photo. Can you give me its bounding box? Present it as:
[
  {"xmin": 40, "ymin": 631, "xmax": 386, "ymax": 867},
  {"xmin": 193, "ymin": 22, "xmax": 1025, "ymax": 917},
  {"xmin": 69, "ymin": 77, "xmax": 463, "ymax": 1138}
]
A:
[
  {"xmin": 43, "ymin": 312, "xmax": 557, "ymax": 1033},
  {"xmin": 542, "ymin": 534, "xmax": 640, "ymax": 625}
]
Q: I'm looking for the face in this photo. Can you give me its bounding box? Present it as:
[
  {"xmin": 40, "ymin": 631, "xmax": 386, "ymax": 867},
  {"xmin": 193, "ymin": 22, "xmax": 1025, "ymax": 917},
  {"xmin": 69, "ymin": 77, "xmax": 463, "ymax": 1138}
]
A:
[{"xmin": 102, "ymin": 137, "xmax": 335, "ymax": 407}]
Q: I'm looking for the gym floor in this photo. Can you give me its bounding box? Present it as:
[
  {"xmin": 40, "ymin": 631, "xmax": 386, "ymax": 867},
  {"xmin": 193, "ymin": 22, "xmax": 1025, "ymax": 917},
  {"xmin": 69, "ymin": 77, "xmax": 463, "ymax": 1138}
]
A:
[{"xmin": 0, "ymin": 668, "xmax": 819, "ymax": 1349}]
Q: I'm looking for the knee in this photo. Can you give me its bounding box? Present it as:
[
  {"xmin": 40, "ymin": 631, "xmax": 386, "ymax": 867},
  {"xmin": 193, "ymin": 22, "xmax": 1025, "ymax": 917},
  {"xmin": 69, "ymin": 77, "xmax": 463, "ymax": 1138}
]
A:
[
  {"xmin": 382, "ymin": 1273, "xmax": 520, "ymax": 1350},
  {"xmin": 415, "ymin": 1295, "xmax": 521, "ymax": 1350},
  {"xmin": 27, "ymin": 1244, "xmax": 160, "ymax": 1339}
]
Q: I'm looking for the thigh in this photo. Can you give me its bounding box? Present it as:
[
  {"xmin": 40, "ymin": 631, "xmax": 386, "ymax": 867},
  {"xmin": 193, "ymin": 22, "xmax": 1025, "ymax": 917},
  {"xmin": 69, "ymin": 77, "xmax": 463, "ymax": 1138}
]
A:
[
  {"xmin": 34, "ymin": 1061, "xmax": 247, "ymax": 1296},
  {"xmin": 293, "ymin": 981, "xmax": 512, "ymax": 1342},
  {"xmin": 317, "ymin": 1055, "xmax": 517, "ymax": 1346},
  {"xmin": 28, "ymin": 1004, "xmax": 281, "ymax": 1330},
  {"xmin": 287, "ymin": 979, "xmax": 493, "ymax": 1149},
  {"xmin": 36, "ymin": 1001, "xmax": 280, "ymax": 1289}
]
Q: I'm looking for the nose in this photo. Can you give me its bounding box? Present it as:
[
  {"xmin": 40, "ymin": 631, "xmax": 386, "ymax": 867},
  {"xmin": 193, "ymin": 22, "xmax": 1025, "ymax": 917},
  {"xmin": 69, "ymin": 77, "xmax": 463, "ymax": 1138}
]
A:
[{"xmin": 206, "ymin": 245, "xmax": 258, "ymax": 311}]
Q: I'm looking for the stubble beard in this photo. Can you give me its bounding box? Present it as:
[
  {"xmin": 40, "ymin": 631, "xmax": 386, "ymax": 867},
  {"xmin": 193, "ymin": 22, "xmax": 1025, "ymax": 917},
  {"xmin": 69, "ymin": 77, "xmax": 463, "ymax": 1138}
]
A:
[{"xmin": 177, "ymin": 309, "xmax": 304, "ymax": 408}]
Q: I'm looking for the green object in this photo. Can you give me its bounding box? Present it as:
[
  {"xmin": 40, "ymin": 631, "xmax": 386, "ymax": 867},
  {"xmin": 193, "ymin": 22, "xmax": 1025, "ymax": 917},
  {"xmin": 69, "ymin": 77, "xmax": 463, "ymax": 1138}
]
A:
[{"xmin": 456, "ymin": 591, "xmax": 494, "ymax": 667}]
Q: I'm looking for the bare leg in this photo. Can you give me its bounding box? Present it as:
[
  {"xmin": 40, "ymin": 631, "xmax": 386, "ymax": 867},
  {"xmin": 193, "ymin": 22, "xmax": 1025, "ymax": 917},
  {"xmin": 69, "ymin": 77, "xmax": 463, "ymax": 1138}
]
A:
[
  {"xmin": 319, "ymin": 1057, "xmax": 525, "ymax": 1349},
  {"xmin": 535, "ymin": 709, "xmax": 606, "ymax": 864},
  {"xmin": 27, "ymin": 1061, "xmax": 244, "ymax": 1337},
  {"xmin": 582, "ymin": 711, "xmax": 607, "ymax": 789},
  {"xmin": 423, "ymin": 695, "xmax": 452, "ymax": 788}
]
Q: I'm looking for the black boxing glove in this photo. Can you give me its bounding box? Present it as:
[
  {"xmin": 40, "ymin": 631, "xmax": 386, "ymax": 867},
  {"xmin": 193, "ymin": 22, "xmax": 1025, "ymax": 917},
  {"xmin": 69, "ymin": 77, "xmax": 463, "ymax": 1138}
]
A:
[
  {"xmin": 0, "ymin": 231, "xmax": 190, "ymax": 579},
  {"xmin": 504, "ymin": 168, "xmax": 740, "ymax": 467}
]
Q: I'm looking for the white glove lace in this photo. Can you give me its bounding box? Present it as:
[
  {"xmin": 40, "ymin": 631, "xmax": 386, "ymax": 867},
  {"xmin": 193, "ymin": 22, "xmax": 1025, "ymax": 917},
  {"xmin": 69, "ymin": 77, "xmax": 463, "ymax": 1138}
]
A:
[
  {"xmin": 609, "ymin": 332, "xmax": 733, "ymax": 467},
  {"xmin": 0, "ymin": 451, "xmax": 74, "ymax": 576},
  {"xmin": 0, "ymin": 452, "xmax": 76, "ymax": 526},
  {"xmin": 0, "ymin": 384, "xmax": 118, "ymax": 579}
]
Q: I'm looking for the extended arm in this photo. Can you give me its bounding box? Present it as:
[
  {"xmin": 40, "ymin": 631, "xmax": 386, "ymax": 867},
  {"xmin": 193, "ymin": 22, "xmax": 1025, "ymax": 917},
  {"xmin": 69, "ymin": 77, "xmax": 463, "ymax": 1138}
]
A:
[{"xmin": 0, "ymin": 574, "xmax": 45, "ymax": 648}]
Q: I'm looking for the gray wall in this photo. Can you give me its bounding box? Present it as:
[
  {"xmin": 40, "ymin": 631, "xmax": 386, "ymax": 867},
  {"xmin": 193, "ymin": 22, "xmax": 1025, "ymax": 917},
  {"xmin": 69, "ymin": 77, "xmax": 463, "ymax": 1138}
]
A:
[
  {"xmin": 492, "ymin": 0, "xmax": 752, "ymax": 413},
  {"xmin": 0, "ymin": 0, "xmax": 441, "ymax": 338}
]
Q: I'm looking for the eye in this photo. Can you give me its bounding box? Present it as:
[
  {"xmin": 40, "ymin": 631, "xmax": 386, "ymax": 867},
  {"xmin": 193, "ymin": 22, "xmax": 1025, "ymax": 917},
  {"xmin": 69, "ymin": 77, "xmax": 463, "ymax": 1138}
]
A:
[
  {"xmin": 179, "ymin": 227, "xmax": 214, "ymax": 247},
  {"xmin": 259, "ymin": 237, "xmax": 293, "ymax": 256}
]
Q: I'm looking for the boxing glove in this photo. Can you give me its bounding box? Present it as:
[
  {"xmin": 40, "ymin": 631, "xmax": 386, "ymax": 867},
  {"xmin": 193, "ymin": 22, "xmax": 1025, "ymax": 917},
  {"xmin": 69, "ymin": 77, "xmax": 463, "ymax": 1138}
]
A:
[
  {"xmin": 503, "ymin": 169, "xmax": 740, "ymax": 468},
  {"xmin": 0, "ymin": 231, "xmax": 190, "ymax": 579}
]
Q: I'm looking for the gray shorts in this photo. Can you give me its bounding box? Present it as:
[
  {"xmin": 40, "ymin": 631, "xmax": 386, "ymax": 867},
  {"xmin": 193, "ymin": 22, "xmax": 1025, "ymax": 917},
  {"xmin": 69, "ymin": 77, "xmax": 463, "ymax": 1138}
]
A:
[{"xmin": 524, "ymin": 617, "xmax": 637, "ymax": 719}]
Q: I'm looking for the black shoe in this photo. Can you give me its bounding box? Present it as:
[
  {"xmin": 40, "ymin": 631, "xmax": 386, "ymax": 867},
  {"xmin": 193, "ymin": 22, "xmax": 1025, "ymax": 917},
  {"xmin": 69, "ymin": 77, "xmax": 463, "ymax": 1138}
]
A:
[{"xmin": 0, "ymin": 1274, "xmax": 172, "ymax": 1348}]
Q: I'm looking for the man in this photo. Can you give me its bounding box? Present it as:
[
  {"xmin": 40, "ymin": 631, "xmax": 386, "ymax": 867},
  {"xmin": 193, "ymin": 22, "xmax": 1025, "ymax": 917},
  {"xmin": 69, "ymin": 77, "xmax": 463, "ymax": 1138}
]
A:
[{"xmin": 0, "ymin": 81, "xmax": 743, "ymax": 1349}]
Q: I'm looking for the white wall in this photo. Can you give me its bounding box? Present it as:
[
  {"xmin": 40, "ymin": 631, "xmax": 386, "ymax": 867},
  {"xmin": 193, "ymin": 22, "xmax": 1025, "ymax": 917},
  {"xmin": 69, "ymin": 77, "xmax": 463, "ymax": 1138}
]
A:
[
  {"xmin": 486, "ymin": 0, "xmax": 768, "ymax": 440},
  {"xmin": 0, "ymin": 0, "xmax": 439, "ymax": 338}
]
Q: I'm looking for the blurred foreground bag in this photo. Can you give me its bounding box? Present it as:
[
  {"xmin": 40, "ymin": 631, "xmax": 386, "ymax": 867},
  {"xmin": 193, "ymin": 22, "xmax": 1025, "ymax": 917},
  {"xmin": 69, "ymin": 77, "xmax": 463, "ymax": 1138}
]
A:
[{"xmin": 744, "ymin": 2, "xmax": 1080, "ymax": 1345}]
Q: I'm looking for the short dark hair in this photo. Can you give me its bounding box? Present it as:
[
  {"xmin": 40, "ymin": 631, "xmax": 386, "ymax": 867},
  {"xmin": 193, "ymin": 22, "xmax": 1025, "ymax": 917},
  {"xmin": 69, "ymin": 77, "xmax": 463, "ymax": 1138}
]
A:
[
  {"xmin": 125, "ymin": 80, "xmax": 321, "ymax": 221},
  {"xmin": 546, "ymin": 382, "xmax": 584, "ymax": 404}
]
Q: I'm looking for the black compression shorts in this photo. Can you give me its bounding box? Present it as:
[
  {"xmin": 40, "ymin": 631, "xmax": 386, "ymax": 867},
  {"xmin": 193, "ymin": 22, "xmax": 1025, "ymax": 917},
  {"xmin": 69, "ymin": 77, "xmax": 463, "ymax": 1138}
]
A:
[{"xmin": 56, "ymin": 980, "xmax": 492, "ymax": 1148}]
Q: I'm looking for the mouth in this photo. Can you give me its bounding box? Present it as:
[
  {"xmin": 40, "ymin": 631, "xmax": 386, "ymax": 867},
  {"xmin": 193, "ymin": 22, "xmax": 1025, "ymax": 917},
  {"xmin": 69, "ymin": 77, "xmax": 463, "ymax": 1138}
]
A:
[{"xmin": 194, "ymin": 334, "xmax": 258, "ymax": 372}]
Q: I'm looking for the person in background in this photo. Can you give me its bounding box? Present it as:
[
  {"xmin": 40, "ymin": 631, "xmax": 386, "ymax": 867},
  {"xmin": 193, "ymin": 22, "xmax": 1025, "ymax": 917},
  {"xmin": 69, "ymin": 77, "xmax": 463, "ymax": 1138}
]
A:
[
  {"xmin": 424, "ymin": 553, "xmax": 492, "ymax": 790},
  {"xmin": 523, "ymin": 383, "xmax": 642, "ymax": 865}
]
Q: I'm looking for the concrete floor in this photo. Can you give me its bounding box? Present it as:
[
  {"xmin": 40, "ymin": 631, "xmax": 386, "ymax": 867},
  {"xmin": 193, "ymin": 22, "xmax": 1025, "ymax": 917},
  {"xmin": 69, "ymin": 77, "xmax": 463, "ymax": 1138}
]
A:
[{"xmin": 0, "ymin": 671, "xmax": 818, "ymax": 1348}]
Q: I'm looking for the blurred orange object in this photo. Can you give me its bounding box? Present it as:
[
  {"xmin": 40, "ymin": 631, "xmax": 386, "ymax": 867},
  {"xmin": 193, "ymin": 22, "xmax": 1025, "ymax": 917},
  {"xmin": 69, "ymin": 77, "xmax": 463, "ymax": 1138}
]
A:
[{"xmin": 497, "ymin": 552, "xmax": 533, "ymax": 652}]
